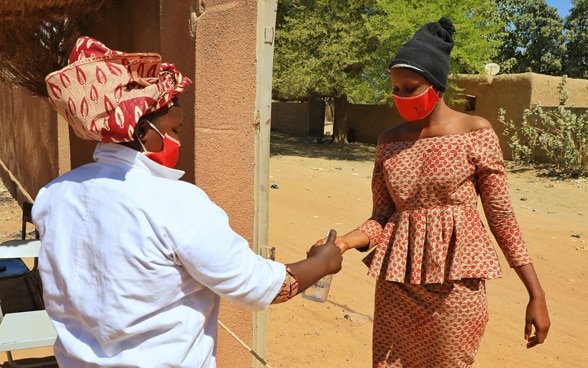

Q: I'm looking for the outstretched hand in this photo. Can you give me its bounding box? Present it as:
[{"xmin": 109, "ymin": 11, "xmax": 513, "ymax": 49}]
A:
[{"xmin": 312, "ymin": 232, "xmax": 350, "ymax": 254}]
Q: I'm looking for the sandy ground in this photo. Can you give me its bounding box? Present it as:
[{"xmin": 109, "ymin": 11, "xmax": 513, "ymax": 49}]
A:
[
  {"xmin": 265, "ymin": 132, "xmax": 588, "ymax": 368},
  {"xmin": 2, "ymin": 131, "xmax": 587, "ymax": 367}
]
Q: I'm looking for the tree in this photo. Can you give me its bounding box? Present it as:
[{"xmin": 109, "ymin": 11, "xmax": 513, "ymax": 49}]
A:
[
  {"xmin": 273, "ymin": 0, "xmax": 503, "ymax": 143},
  {"xmin": 563, "ymin": 0, "xmax": 588, "ymax": 78},
  {"xmin": 273, "ymin": 0, "xmax": 381, "ymax": 143},
  {"xmin": 273, "ymin": 0, "xmax": 381, "ymax": 102},
  {"xmin": 494, "ymin": 0, "xmax": 566, "ymax": 75},
  {"xmin": 367, "ymin": 0, "xmax": 502, "ymax": 75}
]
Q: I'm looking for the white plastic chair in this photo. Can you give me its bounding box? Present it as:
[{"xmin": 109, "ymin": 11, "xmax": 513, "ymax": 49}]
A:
[
  {"xmin": 0, "ymin": 202, "xmax": 44, "ymax": 311},
  {"xmin": 0, "ymin": 310, "xmax": 57, "ymax": 368},
  {"xmin": 0, "ymin": 203, "xmax": 56, "ymax": 367}
]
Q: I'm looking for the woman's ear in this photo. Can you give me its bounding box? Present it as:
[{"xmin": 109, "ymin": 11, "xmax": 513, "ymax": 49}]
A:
[{"xmin": 136, "ymin": 120, "xmax": 150, "ymax": 141}]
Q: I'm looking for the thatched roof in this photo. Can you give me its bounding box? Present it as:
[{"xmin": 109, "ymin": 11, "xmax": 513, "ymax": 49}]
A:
[
  {"xmin": 0, "ymin": 0, "xmax": 101, "ymax": 17},
  {"xmin": 0, "ymin": 0, "xmax": 107, "ymax": 96}
]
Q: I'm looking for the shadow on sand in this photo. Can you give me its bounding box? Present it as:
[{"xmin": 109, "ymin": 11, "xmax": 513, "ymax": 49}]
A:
[{"xmin": 270, "ymin": 132, "xmax": 376, "ymax": 162}]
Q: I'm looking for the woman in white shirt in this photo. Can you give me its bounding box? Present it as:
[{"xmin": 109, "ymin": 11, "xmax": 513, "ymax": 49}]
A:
[{"xmin": 35, "ymin": 36, "xmax": 342, "ymax": 368}]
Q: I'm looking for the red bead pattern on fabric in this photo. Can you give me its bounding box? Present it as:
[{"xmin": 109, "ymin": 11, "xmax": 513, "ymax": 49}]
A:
[
  {"xmin": 45, "ymin": 36, "xmax": 192, "ymax": 143},
  {"xmin": 271, "ymin": 266, "xmax": 299, "ymax": 304},
  {"xmin": 358, "ymin": 128, "xmax": 531, "ymax": 284},
  {"xmin": 373, "ymin": 279, "xmax": 488, "ymax": 368}
]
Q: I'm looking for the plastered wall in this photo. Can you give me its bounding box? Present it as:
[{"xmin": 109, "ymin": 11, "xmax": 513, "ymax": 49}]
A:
[
  {"xmin": 451, "ymin": 73, "xmax": 588, "ymax": 159},
  {"xmin": 272, "ymin": 72, "xmax": 588, "ymax": 160},
  {"xmin": 191, "ymin": 1, "xmax": 260, "ymax": 366},
  {"xmin": 0, "ymin": 0, "xmax": 261, "ymax": 367}
]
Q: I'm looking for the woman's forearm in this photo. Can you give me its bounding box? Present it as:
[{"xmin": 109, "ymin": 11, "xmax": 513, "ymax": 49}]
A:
[
  {"xmin": 514, "ymin": 263, "xmax": 545, "ymax": 299},
  {"xmin": 337, "ymin": 229, "xmax": 371, "ymax": 253}
]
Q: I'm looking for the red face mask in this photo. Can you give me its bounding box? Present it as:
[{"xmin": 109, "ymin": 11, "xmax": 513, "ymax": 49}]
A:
[
  {"xmin": 145, "ymin": 134, "xmax": 180, "ymax": 168},
  {"xmin": 140, "ymin": 121, "xmax": 181, "ymax": 168},
  {"xmin": 392, "ymin": 86, "xmax": 440, "ymax": 121}
]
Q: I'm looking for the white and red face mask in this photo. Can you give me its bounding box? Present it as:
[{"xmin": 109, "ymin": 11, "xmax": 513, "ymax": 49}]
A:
[
  {"xmin": 392, "ymin": 86, "xmax": 440, "ymax": 121},
  {"xmin": 139, "ymin": 121, "xmax": 180, "ymax": 168}
]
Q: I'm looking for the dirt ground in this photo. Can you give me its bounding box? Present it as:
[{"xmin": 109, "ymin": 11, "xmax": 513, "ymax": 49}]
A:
[
  {"xmin": 265, "ymin": 133, "xmax": 588, "ymax": 368},
  {"xmin": 1, "ymin": 132, "xmax": 587, "ymax": 367}
]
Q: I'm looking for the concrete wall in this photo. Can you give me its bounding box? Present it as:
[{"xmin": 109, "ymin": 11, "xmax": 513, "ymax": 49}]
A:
[
  {"xmin": 271, "ymin": 100, "xmax": 401, "ymax": 142},
  {"xmin": 271, "ymin": 99, "xmax": 331, "ymax": 138},
  {"xmin": 451, "ymin": 74, "xmax": 533, "ymax": 158}
]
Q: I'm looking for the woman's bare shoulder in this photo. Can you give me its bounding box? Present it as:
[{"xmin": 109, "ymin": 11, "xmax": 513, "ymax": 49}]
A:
[{"xmin": 460, "ymin": 113, "xmax": 493, "ymax": 131}]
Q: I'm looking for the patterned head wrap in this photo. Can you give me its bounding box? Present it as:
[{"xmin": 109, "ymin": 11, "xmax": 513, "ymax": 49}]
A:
[{"xmin": 45, "ymin": 36, "xmax": 192, "ymax": 143}]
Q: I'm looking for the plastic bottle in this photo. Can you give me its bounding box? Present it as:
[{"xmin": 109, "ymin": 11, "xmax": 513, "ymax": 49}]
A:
[
  {"xmin": 302, "ymin": 231, "xmax": 334, "ymax": 303},
  {"xmin": 302, "ymin": 273, "xmax": 333, "ymax": 303}
]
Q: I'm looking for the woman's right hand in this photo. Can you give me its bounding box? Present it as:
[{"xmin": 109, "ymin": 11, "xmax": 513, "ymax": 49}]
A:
[
  {"xmin": 307, "ymin": 230, "xmax": 343, "ymax": 275},
  {"xmin": 313, "ymin": 234, "xmax": 350, "ymax": 254}
]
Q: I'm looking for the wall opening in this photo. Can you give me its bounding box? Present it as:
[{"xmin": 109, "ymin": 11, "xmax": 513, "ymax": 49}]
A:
[{"xmin": 465, "ymin": 94, "xmax": 477, "ymax": 112}]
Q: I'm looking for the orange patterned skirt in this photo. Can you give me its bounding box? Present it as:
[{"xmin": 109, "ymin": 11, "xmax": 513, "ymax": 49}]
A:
[{"xmin": 373, "ymin": 279, "xmax": 488, "ymax": 368}]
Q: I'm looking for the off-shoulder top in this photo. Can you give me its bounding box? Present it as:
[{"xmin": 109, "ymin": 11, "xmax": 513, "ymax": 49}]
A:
[{"xmin": 358, "ymin": 127, "xmax": 532, "ymax": 284}]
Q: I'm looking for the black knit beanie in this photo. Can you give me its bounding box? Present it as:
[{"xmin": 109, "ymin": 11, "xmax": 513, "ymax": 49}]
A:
[{"xmin": 388, "ymin": 17, "xmax": 455, "ymax": 91}]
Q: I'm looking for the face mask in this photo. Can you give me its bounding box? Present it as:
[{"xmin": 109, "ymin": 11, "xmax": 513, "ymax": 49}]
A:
[
  {"xmin": 139, "ymin": 121, "xmax": 180, "ymax": 168},
  {"xmin": 392, "ymin": 86, "xmax": 440, "ymax": 121}
]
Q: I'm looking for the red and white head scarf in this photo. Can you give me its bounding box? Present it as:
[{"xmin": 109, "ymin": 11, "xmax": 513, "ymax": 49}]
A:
[{"xmin": 45, "ymin": 36, "xmax": 192, "ymax": 143}]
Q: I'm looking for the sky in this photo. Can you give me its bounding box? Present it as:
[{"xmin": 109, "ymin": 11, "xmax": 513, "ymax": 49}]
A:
[{"xmin": 545, "ymin": 0, "xmax": 573, "ymax": 16}]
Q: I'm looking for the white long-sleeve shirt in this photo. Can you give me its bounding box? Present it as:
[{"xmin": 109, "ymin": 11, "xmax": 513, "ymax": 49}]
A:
[{"xmin": 33, "ymin": 143, "xmax": 286, "ymax": 368}]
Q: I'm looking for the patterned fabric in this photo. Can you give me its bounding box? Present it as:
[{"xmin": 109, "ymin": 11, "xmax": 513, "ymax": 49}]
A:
[
  {"xmin": 359, "ymin": 128, "xmax": 531, "ymax": 284},
  {"xmin": 45, "ymin": 36, "xmax": 192, "ymax": 143},
  {"xmin": 373, "ymin": 279, "xmax": 488, "ymax": 367},
  {"xmin": 271, "ymin": 266, "xmax": 299, "ymax": 304}
]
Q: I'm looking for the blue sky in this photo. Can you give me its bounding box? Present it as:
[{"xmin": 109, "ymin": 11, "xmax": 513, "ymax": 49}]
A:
[{"xmin": 545, "ymin": 0, "xmax": 573, "ymax": 16}]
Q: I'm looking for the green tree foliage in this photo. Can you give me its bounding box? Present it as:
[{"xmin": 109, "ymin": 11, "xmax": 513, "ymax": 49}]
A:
[
  {"xmin": 273, "ymin": 0, "xmax": 382, "ymax": 104},
  {"xmin": 494, "ymin": 0, "xmax": 566, "ymax": 75},
  {"xmin": 273, "ymin": 0, "xmax": 503, "ymax": 105},
  {"xmin": 368, "ymin": 0, "xmax": 502, "ymax": 76},
  {"xmin": 563, "ymin": 0, "xmax": 588, "ymax": 78}
]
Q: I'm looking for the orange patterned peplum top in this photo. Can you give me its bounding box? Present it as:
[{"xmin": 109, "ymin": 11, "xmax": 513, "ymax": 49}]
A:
[{"xmin": 359, "ymin": 128, "xmax": 532, "ymax": 284}]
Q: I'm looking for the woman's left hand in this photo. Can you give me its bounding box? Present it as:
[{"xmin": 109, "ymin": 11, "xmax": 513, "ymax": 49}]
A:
[
  {"xmin": 524, "ymin": 295, "xmax": 550, "ymax": 348},
  {"xmin": 513, "ymin": 263, "xmax": 551, "ymax": 348}
]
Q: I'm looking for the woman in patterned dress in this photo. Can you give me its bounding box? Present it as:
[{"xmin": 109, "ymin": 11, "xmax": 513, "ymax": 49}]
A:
[{"xmin": 319, "ymin": 17, "xmax": 550, "ymax": 367}]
